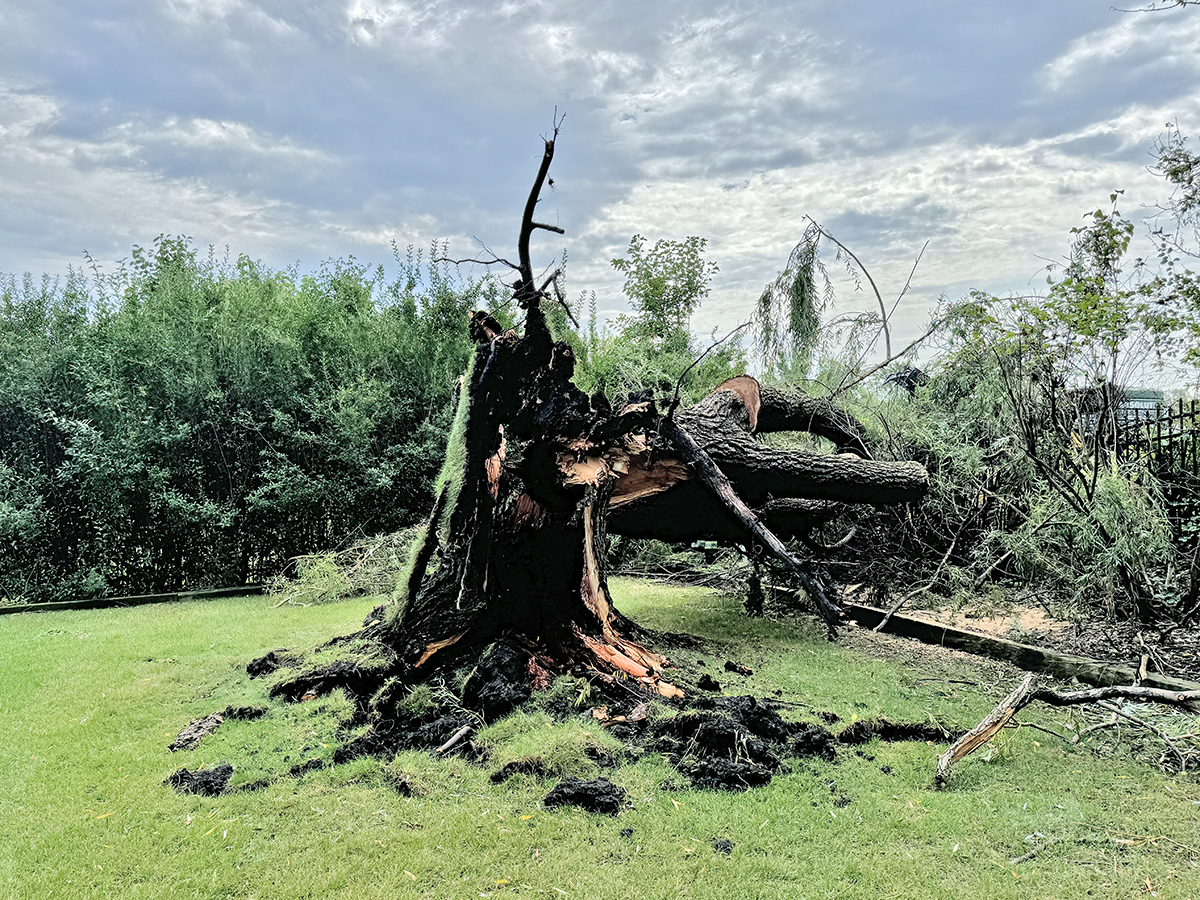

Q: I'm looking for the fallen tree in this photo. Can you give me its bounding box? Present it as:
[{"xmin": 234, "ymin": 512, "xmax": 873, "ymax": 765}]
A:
[{"xmin": 267, "ymin": 129, "xmax": 927, "ymax": 724}]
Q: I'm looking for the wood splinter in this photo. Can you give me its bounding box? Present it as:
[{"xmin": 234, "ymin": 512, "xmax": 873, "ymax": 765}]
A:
[{"xmin": 934, "ymin": 674, "xmax": 1200, "ymax": 788}]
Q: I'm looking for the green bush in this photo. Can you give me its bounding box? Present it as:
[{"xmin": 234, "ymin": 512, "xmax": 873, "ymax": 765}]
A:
[{"xmin": 0, "ymin": 238, "xmax": 492, "ymax": 601}]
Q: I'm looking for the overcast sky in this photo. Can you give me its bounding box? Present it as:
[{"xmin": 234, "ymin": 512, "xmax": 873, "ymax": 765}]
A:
[{"xmin": 2, "ymin": 1, "xmax": 1199, "ymax": 350}]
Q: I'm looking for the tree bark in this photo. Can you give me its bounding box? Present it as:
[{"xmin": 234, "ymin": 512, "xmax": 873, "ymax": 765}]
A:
[{"xmin": 339, "ymin": 133, "xmax": 928, "ymax": 704}]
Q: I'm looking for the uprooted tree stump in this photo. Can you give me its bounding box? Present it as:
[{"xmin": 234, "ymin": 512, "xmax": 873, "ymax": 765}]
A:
[{"xmin": 261, "ymin": 128, "xmax": 928, "ymax": 753}]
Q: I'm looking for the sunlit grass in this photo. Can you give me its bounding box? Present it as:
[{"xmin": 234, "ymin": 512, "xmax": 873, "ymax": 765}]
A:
[{"xmin": 1, "ymin": 581, "xmax": 1197, "ymax": 899}]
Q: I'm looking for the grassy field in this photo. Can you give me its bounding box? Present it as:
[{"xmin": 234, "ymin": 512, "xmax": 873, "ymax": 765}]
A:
[{"xmin": 1, "ymin": 579, "xmax": 1197, "ymax": 900}]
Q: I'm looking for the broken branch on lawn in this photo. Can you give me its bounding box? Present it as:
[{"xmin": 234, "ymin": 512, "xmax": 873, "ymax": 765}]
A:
[{"xmin": 935, "ymin": 674, "xmax": 1200, "ymax": 787}]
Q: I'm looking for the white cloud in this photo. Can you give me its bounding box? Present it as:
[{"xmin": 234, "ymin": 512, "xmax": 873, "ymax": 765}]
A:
[
  {"xmin": 116, "ymin": 117, "xmax": 334, "ymax": 165},
  {"xmin": 1042, "ymin": 9, "xmax": 1200, "ymax": 93},
  {"xmin": 0, "ymin": 82, "xmax": 451, "ymax": 272},
  {"xmin": 1, "ymin": 0, "xmax": 1195, "ymax": 371},
  {"xmin": 571, "ymin": 102, "xmax": 1180, "ymax": 345}
]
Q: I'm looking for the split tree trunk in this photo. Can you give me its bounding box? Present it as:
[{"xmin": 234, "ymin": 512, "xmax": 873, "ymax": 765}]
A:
[{"xmin": 373, "ymin": 133, "xmax": 928, "ymax": 698}]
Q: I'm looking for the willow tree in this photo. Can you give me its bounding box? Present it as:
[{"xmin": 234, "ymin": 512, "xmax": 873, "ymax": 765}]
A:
[{"xmin": 281, "ymin": 130, "xmax": 927, "ymax": 706}]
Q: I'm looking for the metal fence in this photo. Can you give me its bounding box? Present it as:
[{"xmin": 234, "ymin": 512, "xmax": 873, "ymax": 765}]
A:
[{"xmin": 1116, "ymin": 398, "xmax": 1199, "ymax": 477}]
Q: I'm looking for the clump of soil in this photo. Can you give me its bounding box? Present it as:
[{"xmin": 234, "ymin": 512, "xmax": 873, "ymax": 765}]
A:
[
  {"xmin": 707, "ymin": 695, "xmax": 791, "ymax": 742},
  {"xmin": 268, "ymin": 658, "xmax": 378, "ymax": 702},
  {"xmin": 543, "ymin": 776, "xmax": 626, "ymax": 815},
  {"xmin": 462, "ymin": 640, "xmax": 533, "ymax": 722},
  {"xmin": 652, "ymin": 705, "xmax": 786, "ymax": 791},
  {"xmin": 791, "ymin": 723, "xmax": 838, "ymax": 761},
  {"xmin": 712, "ymin": 838, "xmax": 735, "ymax": 854},
  {"xmin": 169, "ymin": 712, "xmax": 225, "ymax": 751},
  {"xmin": 247, "ymin": 650, "xmax": 295, "ymax": 679},
  {"xmin": 165, "ymin": 763, "xmax": 233, "ymax": 796},
  {"xmin": 289, "ymin": 758, "xmax": 324, "ymax": 777},
  {"xmin": 836, "ymin": 717, "xmax": 953, "ymax": 745},
  {"xmin": 223, "ymin": 704, "xmax": 266, "ymax": 720},
  {"xmin": 491, "ymin": 759, "xmax": 555, "ymax": 783},
  {"xmin": 697, "ymin": 674, "xmax": 722, "ymax": 691}
]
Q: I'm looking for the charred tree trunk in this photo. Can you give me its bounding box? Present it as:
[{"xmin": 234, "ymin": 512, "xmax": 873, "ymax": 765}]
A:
[
  {"xmin": 366, "ymin": 136, "xmax": 927, "ymax": 701},
  {"xmin": 277, "ymin": 131, "xmax": 928, "ymax": 713}
]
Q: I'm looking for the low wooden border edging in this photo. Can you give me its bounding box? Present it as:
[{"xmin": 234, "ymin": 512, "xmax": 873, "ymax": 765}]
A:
[
  {"xmin": 0, "ymin": 585, "xmax": 264, "ymax": 616},
  {"xmin": 772, "ymin": 587, "xmax": 1200, "ymax": 693}
]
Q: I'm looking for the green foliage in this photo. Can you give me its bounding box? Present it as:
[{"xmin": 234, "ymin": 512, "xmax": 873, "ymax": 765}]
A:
[
  {"xmin": 872, "ymin": 283, "xmax": 1180, "ymax": 621},
  {"xmin": 609, "ymin": 234, "xmax": 717, "ymax": 342},
  {"xmin": 573, "ymin": 235, "xmax": 744, "ymax": 404},
  {"xmin": 755, "ymin": 221, "xmax": 832, "ymax": 380},
  {"xmin": 0, "ymin": 237, "xmax": 492, "ymax": 602},
  {"xmin": 1141, "ymin": 123, "xmax": 1200, "ymax": 366}
]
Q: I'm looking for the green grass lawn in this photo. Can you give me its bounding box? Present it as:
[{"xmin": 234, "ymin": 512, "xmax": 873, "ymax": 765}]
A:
[{"xmin": 1, "ymin": 579, "xmax": 1197, "ymax": 899}]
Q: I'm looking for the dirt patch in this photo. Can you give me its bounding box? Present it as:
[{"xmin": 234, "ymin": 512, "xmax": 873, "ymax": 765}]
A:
[
  {"xmin": 169, "ymin": 712, "xmax": 224, "ymax": 751},
  {"xmin": 543, "ymin": 776, "xmax": 626, "ymax": 815},
  {"xmin": 837, "ymin": 717, "xmax": 955, "ymax": 745},
  {"xmin": 164, "ymin": 763, "xmax": 233, "ymax": 796}
]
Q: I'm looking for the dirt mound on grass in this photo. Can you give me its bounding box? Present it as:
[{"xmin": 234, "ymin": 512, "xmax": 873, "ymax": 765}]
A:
[
  {"xmin": 462, "ymin": 640, "xmax": 533, "ymax": 722},
  {"xmin": 543, "ymin": 776, "xmax": 626, "ymax": 815},
  {"xmin": 791, "ymin": 722, "xmax": 838, "ymax": 761},
  {"xmin": 165, "ymin": 763, "xmax": 233, "ymax": 796},
  {"xmin": 836, "ymin": 717, "xmax": 954, "ymax": 745},
  {"xmin": 652, "ymin": 709, "xmax": 786, "ymax": 791},
  {"xmin": 200, "ymin": 635, "xmax": 961, "ymax": 802}
]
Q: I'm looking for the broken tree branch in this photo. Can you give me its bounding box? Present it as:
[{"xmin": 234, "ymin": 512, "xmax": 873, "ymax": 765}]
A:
[
  {"xmin": 661, "ymin": 416, "xmax": 844, "ymax": 635},
  {"xmin": 516, "ymin": 116, "xmax": 563, "ymax": 309},
  {"xmin": 806, "ymin": 216, "xmax": 892, "ymax": 359},
  {"xmin": 874, "ymin": 515, "xmax": 969, "ymax": 632},
  {"xmin": 666, "ymin": 322, "xmax": 752, "ymax": 422},
  {"xmin": 935, "ymin": 674, "xmax": 1200, "ymax": 787}
]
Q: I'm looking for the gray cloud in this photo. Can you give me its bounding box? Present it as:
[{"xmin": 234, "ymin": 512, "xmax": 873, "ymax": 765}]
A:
[{"xmin": 1, "ymin": 0, "xmax": 1197, "ymax": 360}]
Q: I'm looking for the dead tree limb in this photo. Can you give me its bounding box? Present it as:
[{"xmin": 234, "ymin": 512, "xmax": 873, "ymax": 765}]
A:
[
  {"xmin": 935, "ymin": 674, "xmax": 1200, "ymax": 787},
  {"xmin": 660, "ymin": 416, "xmax": 844, "ymax": 635}
]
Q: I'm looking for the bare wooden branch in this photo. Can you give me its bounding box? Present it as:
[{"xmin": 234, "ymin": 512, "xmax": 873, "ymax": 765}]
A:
[
  {"xmin": 434, "ymin": 254, "xmax": 520, "ymax": 270},
  {"xmin": 875, "ymin": 515, "xmax": 968, "ymax": 632},
  {"xmin": 536, "ymin": 267, "xmax": 580, "ymax": 329},
  {"xmin": 436, "ymin": 724, "xmax": 475, "ymax": 754},
  {"xmin": 665, "ymin": 322, "xmax": 752, "ymax": 422},
  {"xmin": 935, "ymin": 674, "xmax": 1038, "ymax": 788},
  {"xmin": 830, "ymin": 317, "xmax": 943, "ymax": 399},
  {"xmin": 935, "ymin": 674, "xmax": 1200, "ymax": 787},
  {"xmin": 516, "ymin": 122, "xmax": 562, "ymax": 310},
  {"xmin": 806, "ymin": 216, "xmax": 891, "ymax": 359}
]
